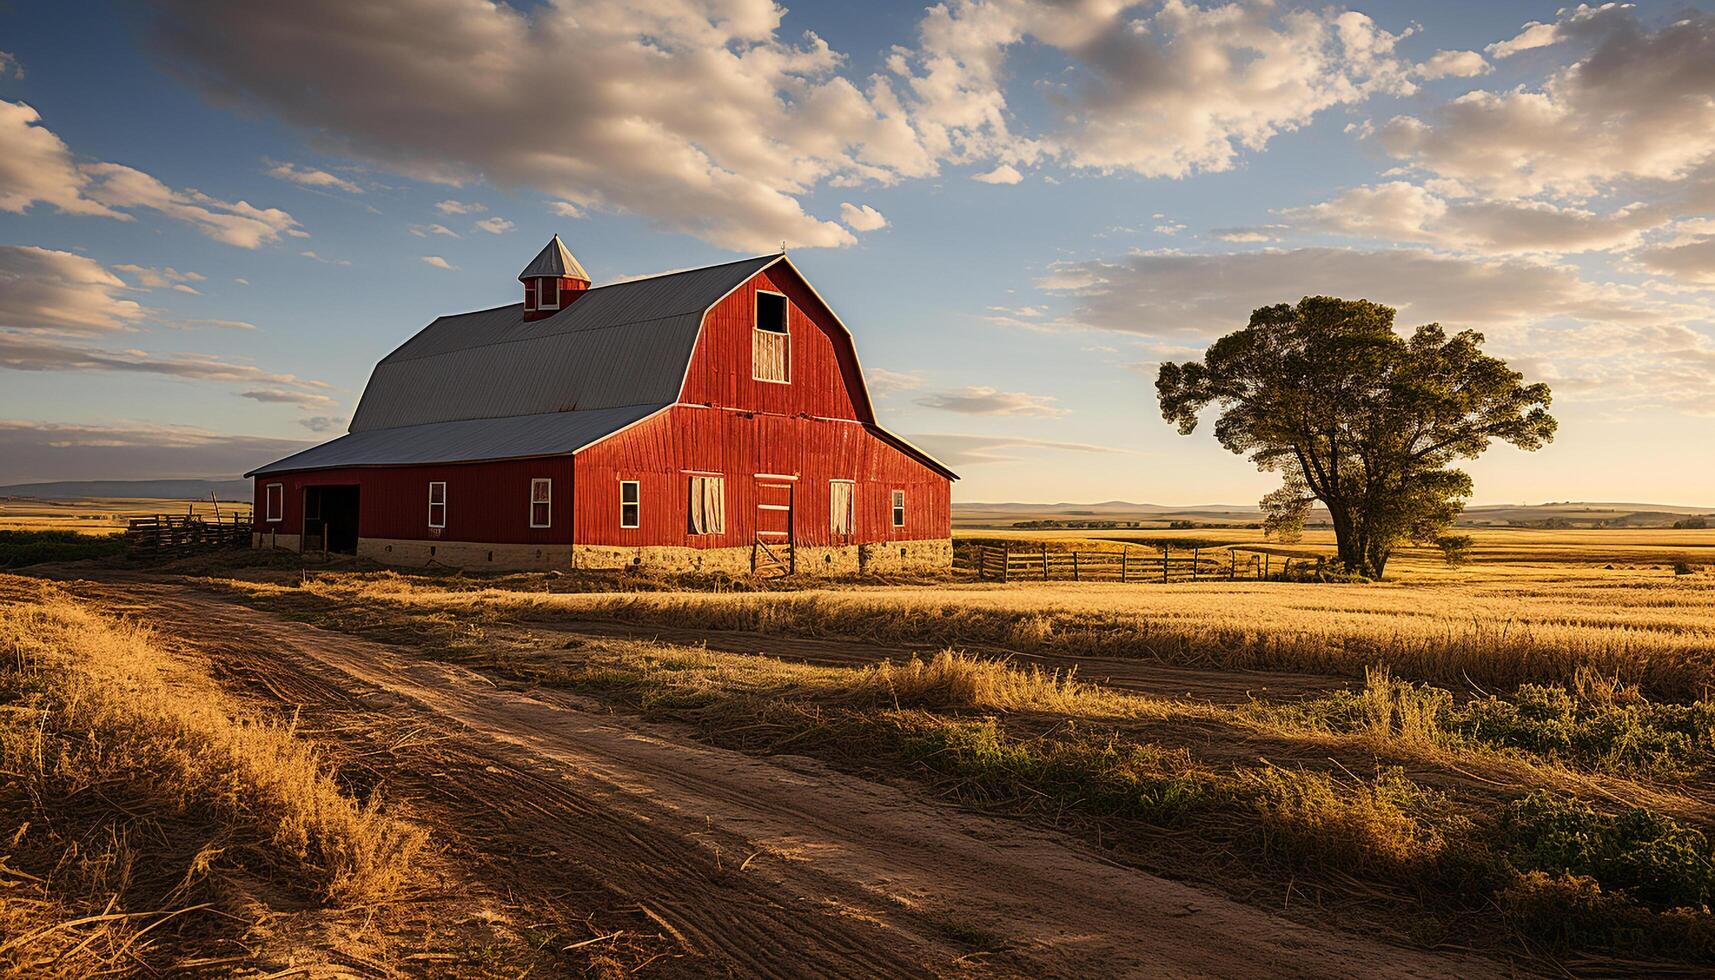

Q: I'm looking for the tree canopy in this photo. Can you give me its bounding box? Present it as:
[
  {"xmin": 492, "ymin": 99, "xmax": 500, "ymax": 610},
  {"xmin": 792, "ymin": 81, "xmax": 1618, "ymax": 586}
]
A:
[{"xmin": 1156, "ymin": 296, "xmax": 1555, "ymax": 579}]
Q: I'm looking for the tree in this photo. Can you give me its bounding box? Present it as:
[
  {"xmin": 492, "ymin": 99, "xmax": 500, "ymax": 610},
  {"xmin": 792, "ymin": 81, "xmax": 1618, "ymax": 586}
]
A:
[{"xmin": 1157, "ymin": 297, "xmax": 1555, "ymax": 579}]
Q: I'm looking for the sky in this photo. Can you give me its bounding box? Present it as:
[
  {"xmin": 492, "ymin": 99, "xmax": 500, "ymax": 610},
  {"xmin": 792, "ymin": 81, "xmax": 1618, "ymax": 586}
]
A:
[{"xmin": 1, "ymin": 0, "xmax": 1713, "ymax": 506}]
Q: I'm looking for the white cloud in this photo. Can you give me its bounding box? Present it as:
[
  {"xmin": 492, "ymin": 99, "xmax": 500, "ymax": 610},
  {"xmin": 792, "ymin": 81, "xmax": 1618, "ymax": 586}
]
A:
[
  {"xmin": 473, "ymin": 216, "xmax": 514, "ymax": 234},
  {"xmin": 113, "ymin": 264, "xmax": 207, "ymax": 291},
  {"xmin": 915, "ymin": 385, "xmax": 1068, "ymax": 417},
  {"xmin": 81, "ymin": 162, "xmax": 304, "ymax": 248},
  {"xmin": 0, "ymin": 332, "xmax": 329, "ymax": 391},
  {"xmin": 1154, "ymin": 222, "xmax": 1186, "ymax": 236},
  {"xmin": 864, "ymin": 367, "xmax": 925, "ymax": 396},
  {"xmin": 421, "ymin": 255, "xmax": 456, "ymax": 270},
  {"xmin": 408, "ymin": 223, "xmax": 459, "ymax": 238},
  {"xmin": 1209, "ymin": 225, "xmax": 1287, "ymax": 243},
  {"xmin": 549, "ymin": 200, "xmax": 584, "ymax": 218},
  {"xmin": 147, "ymin": 0, "xmax": 945, "ymax": 250},
  {"xmin": 0, "ymin": 246, "xmax": 146, "ymax": 334},
  {"xmin": 0, "ymin": 419, "xmax": 315, "ymax": 484},
  {"xmin": 267, "ymin": 161, "xmax": 363, "ymax": 193},
  {"xmin": 972, "ymin": 164, "xmax": 1022, "ymax": 185},
  {"xmin": 1377, "ymin": 6, "xmax": 1715, "ymax": 199},
  {"xmin": 170, "ymin": 318, "xmax": 258, "ymax": 331},
  {"xmin": 908, "ymin": 432, "xmax": 1128, "ymax": 466},
  {"xmin": 298, "ymin": 250, "xmax": 350, "ymax": 266},
  {"xmin": 1419, "ymin": 49, "xmax": 1489, "ymax": 80},
  {"xmin": 1283, "ymin": 181, "xmax": 1664, "ymax": 254},
  {"xmin": 1485, "ymin": 20, "xmax": 1563, "ymax": 60},
  {"xmin": 435, "ymin": 199, "xmax": 485, "ymax": 215},
  {"xmin": 0, "ymin": 101, "xmax": 125, "ymax": 218},
  {"xmin": 240, "ymin": 388, "xmax": 336, "ymax": 406},
  {"xmin": 839, "ymin": 202, "xmax": 888, "ymax": 231},
  {"xmin": 1036, "ymin": 246, "xmax": 1693, "ymax": 336},
  {"xmin": 1629, "ymin": 234, "xmax": 1715, "ymax": 287},
  {"xmin": 899, "ymin": 0, "xmax": 1414, "ymax": 180},
  {"xmin": 0, "ymin": 102, "xmax": 304, "ymax": 248},
  {"xmin": 299, "ymin": 415, "xmax": 344, "ymax": 433}
]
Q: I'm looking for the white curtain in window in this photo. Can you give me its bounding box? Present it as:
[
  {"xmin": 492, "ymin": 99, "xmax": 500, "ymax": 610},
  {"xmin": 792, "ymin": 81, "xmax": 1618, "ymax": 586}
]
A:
[
  {"xmin": 689, "ymin": 476, "xmax": 725, "ymax": 534},
  {"xmin": 830, "ymin": 481, "xmax": 853, "ymax": 535}
]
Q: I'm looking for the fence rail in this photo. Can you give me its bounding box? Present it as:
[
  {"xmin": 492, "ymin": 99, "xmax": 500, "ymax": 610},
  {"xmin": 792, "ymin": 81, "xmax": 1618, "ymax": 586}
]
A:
[
  {"xmin": 955, "ymin": 544, "xmax": 1326, "ymax": 583},
  {"xmin": 125, "ymin": 513, "xmax": 252, "ymax": 558}
]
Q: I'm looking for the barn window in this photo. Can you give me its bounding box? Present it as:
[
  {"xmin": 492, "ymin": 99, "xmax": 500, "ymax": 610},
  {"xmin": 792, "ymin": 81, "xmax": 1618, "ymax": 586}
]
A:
[
  {"xmin": 530, "ymin": 478, "xmax": 552, "ymax": 528},
  {"xmin": 265, "ymin": 483, "xmax": 283, "ymax": 522},
  {"xmin": 891, "ymin": 489, "xmax": 905, "ymax": 528},
  {"xmin": 829, "ymin": 480, "xmax": 854, "ymax": 535},
  {"xmin": 428, "ymin": 481, "xmax": 447, "ymax": 528},
  {"xmin": 753, "ymin": 290, "xmax": 790, "ymax": 383},
  {"xmin": 538, "ymin": 278, "xmax": 559, "ymax": 310},
  {"xmin": 687, "ymin": 475, "xmax": 725, "ymax": 534},
  {"xmin": 619, "ymin": 480, "xmax": 640, "ymax": 528}
]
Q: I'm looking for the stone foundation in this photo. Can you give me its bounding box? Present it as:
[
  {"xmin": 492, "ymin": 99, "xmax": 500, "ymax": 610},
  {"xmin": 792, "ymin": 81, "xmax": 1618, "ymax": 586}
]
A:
[
  {"xmin": 573, "ymin": 538, "xmax": 951, "ymax": 577},
  {"xmin": 356, "ymin": 537, "xmax": 575, "ymax": 572},
  {"xmin": 252, "ymin": 530, "xmax": 302, "ymax": 553},
  {"xmin": 254, "ymin": 531, "xmax": 950, "ymax": 576}
]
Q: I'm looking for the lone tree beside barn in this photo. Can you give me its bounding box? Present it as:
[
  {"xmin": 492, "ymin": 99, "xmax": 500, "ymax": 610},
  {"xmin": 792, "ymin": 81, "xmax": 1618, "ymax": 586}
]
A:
[{"xmin": 1156, "ymin": 296, "xmax": 1556, "ymax": 579}]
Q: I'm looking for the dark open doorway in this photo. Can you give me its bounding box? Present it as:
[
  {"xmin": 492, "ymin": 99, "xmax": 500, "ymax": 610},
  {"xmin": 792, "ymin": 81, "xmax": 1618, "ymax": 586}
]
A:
[{"xmin": 304, "ymin": 485, "xmax": 360, "ymax": 555}]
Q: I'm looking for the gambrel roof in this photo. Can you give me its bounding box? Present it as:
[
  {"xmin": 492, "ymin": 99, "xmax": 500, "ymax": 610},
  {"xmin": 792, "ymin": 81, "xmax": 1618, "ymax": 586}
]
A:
[{"xmin": 248, "ymin": 253, "xmax": 954, "ymax": 479}]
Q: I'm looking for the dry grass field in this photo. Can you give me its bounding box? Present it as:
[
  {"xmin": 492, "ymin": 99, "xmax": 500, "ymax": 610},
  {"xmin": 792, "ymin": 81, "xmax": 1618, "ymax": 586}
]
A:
[
  {"xmin": 0, "ymin": 496, "xmax": 242, "ymax": 535},
  {"xmin": 3, "ymin": 521, "xmax": 1715, "ymax": 975}
]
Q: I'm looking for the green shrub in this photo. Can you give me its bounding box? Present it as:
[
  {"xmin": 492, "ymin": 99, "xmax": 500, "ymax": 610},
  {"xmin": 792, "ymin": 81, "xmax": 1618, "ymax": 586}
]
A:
[
  {"xmin": 1501, "ymin": 792, "xmax": 1715, "ymax": 911},
  {"xmin": 1452, "ymin": 681, "xmax": 1712, "ymax": 776}
]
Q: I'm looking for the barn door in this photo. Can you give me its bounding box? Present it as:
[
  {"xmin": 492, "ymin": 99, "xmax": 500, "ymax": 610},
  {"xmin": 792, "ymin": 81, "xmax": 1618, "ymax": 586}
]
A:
[{"xmin": 753, "ymin": 479, "xmax": 794, "ymax": 576}]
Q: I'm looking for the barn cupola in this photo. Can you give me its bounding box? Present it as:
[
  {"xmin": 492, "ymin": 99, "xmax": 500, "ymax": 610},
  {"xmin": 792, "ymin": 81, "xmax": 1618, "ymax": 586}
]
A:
[{"xmin": 519, "ymin": 235, "xmax": 590, "ymax": 321}]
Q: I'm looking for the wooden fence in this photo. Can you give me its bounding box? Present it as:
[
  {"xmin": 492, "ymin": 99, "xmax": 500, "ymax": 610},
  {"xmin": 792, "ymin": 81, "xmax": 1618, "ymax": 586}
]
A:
[
  {"xmin": 957, "ymin": 544, "xmax": 1326, "ymax": 583},
  {"xmin": 125, "ymin": 513, "xmax": 252, "ymax": 558}
]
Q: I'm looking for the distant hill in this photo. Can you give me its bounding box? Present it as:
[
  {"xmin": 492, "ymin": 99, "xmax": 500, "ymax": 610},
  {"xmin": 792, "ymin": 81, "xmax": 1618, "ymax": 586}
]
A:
[
  {"xmin": 955, "ymin": 500, "xmax": 1715, "ymax": 530},
  {"xmin": 0, "ymin": 479, "xmax": 252, "ymax": 501}
]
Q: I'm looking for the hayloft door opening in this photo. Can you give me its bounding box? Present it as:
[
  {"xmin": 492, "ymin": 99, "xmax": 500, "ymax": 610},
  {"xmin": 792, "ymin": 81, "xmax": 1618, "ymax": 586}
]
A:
[
  {"xmin": 753, "ymin": 478, "xmax": 794, "ymax": 576},
  {"xmin": 303, "ymin": 485, "xmax": 360, "ymax": 555}
]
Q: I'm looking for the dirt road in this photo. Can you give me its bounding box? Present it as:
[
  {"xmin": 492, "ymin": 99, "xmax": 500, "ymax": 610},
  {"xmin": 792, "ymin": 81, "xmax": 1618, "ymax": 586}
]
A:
[{"xmin": 78, "ymin": 578, "xmax": 1506, "ymax": 978}]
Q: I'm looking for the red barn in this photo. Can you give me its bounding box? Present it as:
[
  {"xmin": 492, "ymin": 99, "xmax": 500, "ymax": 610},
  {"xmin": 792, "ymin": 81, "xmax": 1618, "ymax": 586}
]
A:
[{"xmin": 247, "ymin": 237, "xmax": 956, "ymax": 575}]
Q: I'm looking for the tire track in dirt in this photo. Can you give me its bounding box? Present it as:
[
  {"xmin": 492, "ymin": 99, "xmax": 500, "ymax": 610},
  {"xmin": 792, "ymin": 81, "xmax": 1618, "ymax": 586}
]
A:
[{"xmin": 76, "ymin": 578, "xmax": 1511, "ymax": 979}]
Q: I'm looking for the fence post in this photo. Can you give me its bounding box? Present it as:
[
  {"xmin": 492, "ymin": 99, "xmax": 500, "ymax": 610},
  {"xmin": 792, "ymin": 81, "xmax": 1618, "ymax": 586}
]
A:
[
  {"xmin": 1192, "ymin": 547, "xmax": 1200, "ymax": 581},
  {"xmin": 1042, "ymin": 544, "xmax": 1049, "ymax": 581},
  {"xmin": 1161, "ymin": 545, "xmax": 1169, "ymax": 584},
  {"xmin": 1229, "ymin": 550, "xmax": 1236, "ymax": 580},
  {"xmin": 1001, "ymin": 546, "xmax": 1009, "ymax": 584},
  {"xmin": 1072, "ymin": 550, "xmax": 1079, "ymax": 582},
  {"xmin": 1121, "ymin": 546, "xmax": 1128, "ymax": 583}
]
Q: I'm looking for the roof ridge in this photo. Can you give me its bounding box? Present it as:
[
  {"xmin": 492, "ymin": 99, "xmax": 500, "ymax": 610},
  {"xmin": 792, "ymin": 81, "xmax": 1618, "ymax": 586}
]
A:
[
  {"xmin": 424, "ymin": 254, "xmax": 775, "ymax": 324},
  {"xmin": 381, "ymin": 310, "xmax": 706, "ymax": 364}
]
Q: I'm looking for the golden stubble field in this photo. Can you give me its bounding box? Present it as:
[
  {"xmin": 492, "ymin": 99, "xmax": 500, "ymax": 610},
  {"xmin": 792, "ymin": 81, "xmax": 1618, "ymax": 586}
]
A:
[
  {"xmin": 0, "ymin": 496, "xmax": 244, "ymax": 534},
  {"xmin": 6, "ymin": 516, "xmax": 1715, "ymax": 973}
]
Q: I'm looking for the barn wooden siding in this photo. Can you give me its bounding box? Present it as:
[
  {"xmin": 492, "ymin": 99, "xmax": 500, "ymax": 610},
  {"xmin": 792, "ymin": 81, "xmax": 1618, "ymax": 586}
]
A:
[
  {"xmin": 572, "ymin": 262, "xmax": 947, "ymax": 550},
  {"xmin": 574, "ymin": 406, "xmax": 948, "ymax": 549},
  {"xmin": 252, "ymin": 457, "xmax": 573, "ymax": 544},
  {"xmin": 679, "ymin": 264, "xmax": 870, "ymax": 421}
]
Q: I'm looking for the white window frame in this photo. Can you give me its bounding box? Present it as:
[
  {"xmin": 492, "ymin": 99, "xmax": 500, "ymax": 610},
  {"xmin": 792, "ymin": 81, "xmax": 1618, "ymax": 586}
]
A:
[
  {"xmin": 829, "ymin": 479, "xmax": 854, "ymax": 536},
  {"xmin": 529, "ymin": 478, "xmax": 552, "ymax": 529},
  {"xmin": 428, "ymin": 481, "xmax": 447, "ymax": 529},
  {"xmin": 265, "ymin": 482, "xmax": 283, "ymax": 523},
  {"xmin": 891, "ymin": 489, "xmax": 906, "ymax": 528},
  {"xmin": 752, "ymin": 289, "xmax": 791, "ymax": 384},
  {"xmin": 687, "ymin": 474, "xmax": 726, "ymax": 535},
  {"xmin": 619, "ymin": 480, "xmax": 640, "ymax": 529},
  {"xmin": 538, "ymin": 277, "xmax": 559, "ymax": 311}
]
